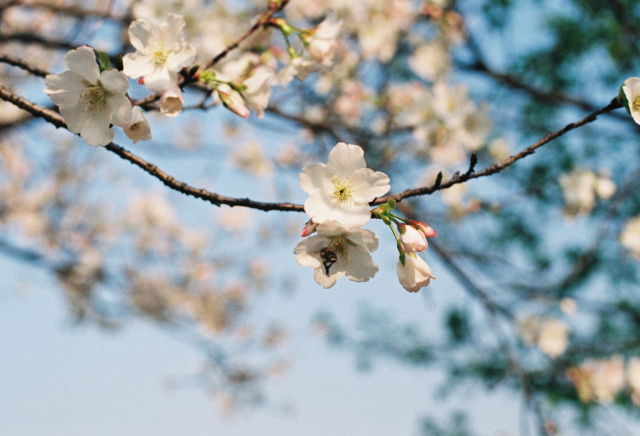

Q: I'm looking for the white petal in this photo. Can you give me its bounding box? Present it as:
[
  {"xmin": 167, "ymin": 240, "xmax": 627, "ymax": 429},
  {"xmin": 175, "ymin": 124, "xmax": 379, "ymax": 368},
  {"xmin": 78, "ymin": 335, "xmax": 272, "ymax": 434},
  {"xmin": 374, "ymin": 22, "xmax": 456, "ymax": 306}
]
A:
[
  {"xmin": 344, "ymin": 245, "xmax": 378, "ymax": 282},
  {"xmin": 44, "ymin": 71, "xmax": 87, "ymax": 107},
  {"xmin": 327, "ymin": 142, "xmax": 366, "ymax": 175},
  {"xmin": 346, "ymin": 229, "xmax": 379, "ymax": 252},
  {"xmin": 293, "ymin": 237, "xmax": 324, "ymax": 269},
  {"xmin": 101, "ymin": 69, "xmax": 129, "ymax": 94},
  {"xmin": 313, "ymin": 267, "xmax": 344, "ymax": 288},
  {"xmin": 63, "ymin": 46, "xmax": 99, "ymax": 82},
  {"xmin": 128, "ymin": 19, "xmax": 153, "ymax": 53},
  {"xmin": 165, "ymin": 44, "xmax": 196, "ymax": 71},
  {"xmin": 351, "ymin": 168, "xmax": 390, "ymax": 202},
  {"xmin": 123, "ymin": 52, "xmax": 156, "ymax": 80},
  {"xmin": 161, "ymin": 14, "xmax": 187, "ymax": 49},
  {"xmin": 59, "ymin": 103, "xmax": 88, "ymax": 134},
  {"xmin": 79, "ymin": 106, "xmax": 114, "ymax": 146},
  {"xmin": 299, "ymin": 163, "xmax": 329, "ymax": 194},
  {"xmin": 106, "ymin": 94, "xmax": 133, "ymax": 127},
  {"xmin": 144, "ymin": 67, "xmax": 176, "ymax": 92}
]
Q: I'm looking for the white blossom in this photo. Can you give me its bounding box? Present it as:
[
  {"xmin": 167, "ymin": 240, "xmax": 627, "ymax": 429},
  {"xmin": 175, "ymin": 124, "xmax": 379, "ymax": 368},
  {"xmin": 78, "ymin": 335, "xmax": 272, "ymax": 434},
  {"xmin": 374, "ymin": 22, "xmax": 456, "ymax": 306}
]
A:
[
  {"xmin": 294, "ymin": 221, "xmax": 379, "ymax": 288},
  {"xmin": 159, "ymin": 85, "xmax": 184, "ymax": 116},
  {"xmin": 124, "ymin": 106, "xmax": 152, "ymax": 143},
  {"xmin": 44, "ymin": 46, "xmax": 133, "ymax": 147},
  {"xmin": 278, "ymin": 57, "xmax": 317, "ymax": 89},
  {"xmin": 396, "ymin": 254, "xmax": 435, "ymax": 293},
  {"xmin": 623, "ymin": 77, "xmax": 640, "ymax": 125},
  {"xmin": 537, "ymin": 318, "xmax": 569, "ymax": 358},
  {"xmin": 241, "ymin": 68, "xmax": 273, "ymax": 119},
  {"xmin": 399, "ymin": 224, "xmax": 428, "ymax": 253},
  {"xmin": 300, "ymin": 142, "xmax": 390, "ymax": 229},
  {"xmin": 306, "ymin": 12, "xmax": 343, "ymax": 65},
  {"xmin": 216, "ymin": 83, "xmax": 250, "ymax": 119},
  {"xmin": 123, "ymin": 14, "xmax": 196, "ymax": 92}
]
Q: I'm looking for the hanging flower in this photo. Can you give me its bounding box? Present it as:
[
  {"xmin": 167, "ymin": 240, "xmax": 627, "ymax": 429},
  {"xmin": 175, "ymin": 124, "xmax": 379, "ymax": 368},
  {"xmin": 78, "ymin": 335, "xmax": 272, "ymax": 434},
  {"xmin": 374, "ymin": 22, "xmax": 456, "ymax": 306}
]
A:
[
  {"xmin": 294, "ymin": 221, "xmax": 379, "ymax": 288},
  {"xmin": 44, "ymin": 46, "xmax": 133, "ymax": 147},
  {"xmin": 300, "ymin": 142, "xmax": 390, "ymax": 229},
  {"xmin": 159, "ymin": 85, "xmax": 184, "ymax": 116},
  {"xmin": 123, "ymin": 14, "xmax": 196, "ymax": 92},
  {"xmin": 305, "ymin": 12, "xmax": 343, "ymax": 66},
  {"xmin": 124, "ymin": 106, "xmax": 152, "ymax": 143},
  {"xmin": 241, "ymin": 67, "xmax": 273, "ymax": 118},
  {"xmin": 396, "ymin": 254, "xmax": 435, "ymax": 292}
]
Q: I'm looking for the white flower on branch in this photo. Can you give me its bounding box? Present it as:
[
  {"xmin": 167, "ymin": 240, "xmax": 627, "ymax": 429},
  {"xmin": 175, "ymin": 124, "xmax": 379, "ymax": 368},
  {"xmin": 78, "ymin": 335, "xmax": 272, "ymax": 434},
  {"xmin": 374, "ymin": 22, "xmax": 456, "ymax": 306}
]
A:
[
  {"xmin": 44, "ymin": 46, "xmax": 133, "ymax": 147},
  {"xmin": 294, "ymin": 221, "xmax": 379, "ymax": 288},
  {"xmin": 305, "ymin": 12, "xmax": 343, "ymax": 66},
  {"xmin": 300, "ymin": 142, "xmax": 390, "ymax": 229},
  {"xmin": 396, "ymin": 254, "xmax": 435, "ymax": 293},
  {"xmin": 620, "ymin": 215, "xmax": 640, "ymax": 259},
  {"xmin": 537, "ymin": 318, "xmax": 569, "ymax": 359},
  {"xmin": 123, "ymin": 14, "xmax": 196, "ymax": 92},
  {"xmin": 124, "ymin": 106, "xmax": 152, "ymax": 143}
]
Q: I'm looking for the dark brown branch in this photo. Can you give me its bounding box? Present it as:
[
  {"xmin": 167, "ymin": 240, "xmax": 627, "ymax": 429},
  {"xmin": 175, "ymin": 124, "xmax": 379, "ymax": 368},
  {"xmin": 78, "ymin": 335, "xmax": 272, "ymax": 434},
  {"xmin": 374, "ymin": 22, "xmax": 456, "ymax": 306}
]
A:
[
  {"xmin": 0, "ymin": 53, "xmax": 48, "ymax": 77},
  {"xmin": 374, "ymin": 98, "xmax": 623, "ymax": 206},
  {"xmin": 199, "ymin": 0, "xmax": 289, "ymax": 71},
  {"xmin": 0, "ymin": 85, "xmax": 305, "ymax": 212},
  {"xmin": 0, "ymin": 32, "xmax": 76, "ymax": 51},
  {"xmin": 5, "ymin": 0, "xmax": 125, "ymax": 21}
]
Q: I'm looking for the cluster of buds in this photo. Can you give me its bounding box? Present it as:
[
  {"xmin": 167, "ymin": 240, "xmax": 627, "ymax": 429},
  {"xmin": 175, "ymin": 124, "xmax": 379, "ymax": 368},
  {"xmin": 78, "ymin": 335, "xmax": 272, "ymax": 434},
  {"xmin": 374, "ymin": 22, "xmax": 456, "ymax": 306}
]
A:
[{"xmin": 373, "ymin": 200, "xmax": 437, "ymax": 292}]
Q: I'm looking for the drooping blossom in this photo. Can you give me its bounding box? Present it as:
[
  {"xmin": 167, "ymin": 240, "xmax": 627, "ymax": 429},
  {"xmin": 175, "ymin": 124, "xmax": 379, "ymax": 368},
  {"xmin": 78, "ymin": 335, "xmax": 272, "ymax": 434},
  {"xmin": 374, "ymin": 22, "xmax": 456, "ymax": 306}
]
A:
[
  {"xmin": 159, "ymin": 86, "xmax": 184, "ymax": 116},
  {"xmin": 396, "ymin": 254, "xmax": 435, "ymax": 293},
  {"xmin": 294, "ymin": 221, "xmax": 379, "ymax": 288},
  {"xmin": 123, "ymin": 14, "xmax": 196, "ymax": 92},
  {"xmin": 241, "ymin": 68, "xmax": 273, "ymax": 118},
  {"xmin": 124, "ymin": 106, "xmax": 152, "ymax": 143},
  {"xmin": 44, "ymin": 46, "xmax": 133, "ymax": 147},
  {"xmin": 300, "ymin": 142, "xmax": 390, "ymax": 229},
  {"xmin": 623, "ymin": 77, "xmax": 640, "ymax": 125},
  {"xmin": 305, "ymin": 12, "xmax": 343, "ymax": 65},
  {"xmin": 398, "ymin": 224, "xmax": 428, "ymax": 253}
]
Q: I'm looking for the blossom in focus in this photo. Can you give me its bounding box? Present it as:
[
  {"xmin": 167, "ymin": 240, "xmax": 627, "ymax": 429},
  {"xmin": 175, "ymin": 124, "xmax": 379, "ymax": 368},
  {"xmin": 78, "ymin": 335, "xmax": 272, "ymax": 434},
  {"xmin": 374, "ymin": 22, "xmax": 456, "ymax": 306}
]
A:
[
  {"xmin": 620, "ymin": 216, "xmax": 640, "ymax": 259},
  {"xmin": 300, "ymin": 142, "xmax": 390, "ymax": 229},
  {"xmin": 305, "ymin": 12, "xmax": 343, "ymax": 65},
  {"xmin": 623, "ymin": 77, "xmax": 640, "ymax": 125},
  {"xmin": 123, "ymin": 14, "xmax": 196, "ymax": 92},
  {"xmin": 215, "ymin": 83, "xmax": 250, "ymax": 118},
  {"xmin": 396, "ymin": 254, "xmax": 435, "ymax": 293},
  {"xmin": 537, "ymin": 318, "xmax": 569, "ymax": 359},
  {"xmin": 124, "ymin": 106, "xmax": 152, "ymax": 143},
  {"xmin": 44, "ymin": 46, "xmax": 133, "ymax": 147},
  {"xmin": 398, "ymin": 224, "xmax": 428, "ymax": 253},
  {"xmin": 294, "ymin": 221, "xmax": 379, "ymax": 288}
]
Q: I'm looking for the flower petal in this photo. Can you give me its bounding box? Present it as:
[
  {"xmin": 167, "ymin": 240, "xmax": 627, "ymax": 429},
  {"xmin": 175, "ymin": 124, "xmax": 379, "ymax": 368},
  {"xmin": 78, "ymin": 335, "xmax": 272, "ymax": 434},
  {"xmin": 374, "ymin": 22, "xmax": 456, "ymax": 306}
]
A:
[
  {"xmin": 299, "ymin": 163, "xmax": 329, "ymax": 194},
  {"xmin": 128, "ymin": 19, "xmax": 153, "ymax": 53},
  {"xmin": 165, "ymin": 44, "xmax": 196, "ymax": 71},
  {"xmin": 327, "ymin": 142, "xmax": 366, "ymax": 176},
  {"xmin": 63, "ymin": 46, "xmax": 99, "ymax": 83},
  {"xmin": 344, "ymin": 245, "xmax": 378, "ymax": 282},
  {"xmin": 351, "ymin": 168, "xmax": 390, "ymax": 202},
  {"xmin": 123, "ymin": 52, "xmax": 156, "ymax": 80}
]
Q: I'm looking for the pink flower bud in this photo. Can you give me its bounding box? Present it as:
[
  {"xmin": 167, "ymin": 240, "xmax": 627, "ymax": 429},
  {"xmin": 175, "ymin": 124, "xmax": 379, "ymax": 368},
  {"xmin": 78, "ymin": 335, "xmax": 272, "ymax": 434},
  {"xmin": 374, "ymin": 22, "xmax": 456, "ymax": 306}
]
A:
[
  {"xmin": 301, "ymin": 219, "xmax": 318, "ymax": 237},
  {"xmin": 407, "ymin": 219, "xmax": 436, "ymax": 237}
]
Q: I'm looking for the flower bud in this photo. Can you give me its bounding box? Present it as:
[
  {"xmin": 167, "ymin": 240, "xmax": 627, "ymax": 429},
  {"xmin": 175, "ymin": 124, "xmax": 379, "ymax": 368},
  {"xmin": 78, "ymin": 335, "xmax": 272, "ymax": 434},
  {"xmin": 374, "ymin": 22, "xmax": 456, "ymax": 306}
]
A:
[
  {"xmin": 124, "ymin": 106, "xmax": 152, "ymax": 143},
  {"xmin": 396, "ymin": 254, "xmax": 435, "ymax": 293},
  {"xmin": 300, "ymin": 219, "xmax": 318, "ymax": 237},
  {"xmin": 407, "ymin": 219, "xmax": 436, "ymax": 238},
  {"xmin": 399, "ymin": 224, "xmax": 428, "ymax": 252}
]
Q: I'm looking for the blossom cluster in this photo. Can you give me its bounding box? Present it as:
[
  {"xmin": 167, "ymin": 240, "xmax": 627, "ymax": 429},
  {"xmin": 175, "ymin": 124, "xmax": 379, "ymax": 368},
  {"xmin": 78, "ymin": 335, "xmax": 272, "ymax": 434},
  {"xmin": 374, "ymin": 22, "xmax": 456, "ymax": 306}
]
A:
[
  {"xmin": 44, "ymin": 11, "xmax": 344, "ymax": 146},
  {"xmin": 294, "ymin": 142, "xmax": 436, "ymax": 292}
]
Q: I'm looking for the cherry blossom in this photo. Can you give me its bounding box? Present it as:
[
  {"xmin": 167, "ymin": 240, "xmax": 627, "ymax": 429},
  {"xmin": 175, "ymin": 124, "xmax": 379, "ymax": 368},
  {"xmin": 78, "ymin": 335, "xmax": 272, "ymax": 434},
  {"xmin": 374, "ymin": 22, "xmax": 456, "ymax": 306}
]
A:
[
  {"xmin": 123, "ymin": 14, "xmax": 196, "ymax": 92},
  {"xmin": 294, "ymin": 221, "xmax": 379, "ymax": 288},
  {"xmin": 124, "ymin": 106, "xmax": 152, "ymax": 143},
  {"xmin": 396, "ymin": 254, "xmax": 435, "ymax": 293},
  {"xmin": 44, "ymin": 46, "xmax": 133, "ymax": 147},
  {"xmin": 305, "ymin": 12, "xmax": 343, "ymax": 65},
  {"xmin": 300, "ymin": 142, "xmax": 390, "ymax": 229}
]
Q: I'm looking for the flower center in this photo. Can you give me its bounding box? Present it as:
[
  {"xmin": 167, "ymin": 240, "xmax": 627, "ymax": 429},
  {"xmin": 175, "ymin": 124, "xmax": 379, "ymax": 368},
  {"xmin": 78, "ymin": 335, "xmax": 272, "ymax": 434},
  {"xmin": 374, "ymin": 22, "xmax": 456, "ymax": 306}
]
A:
[
  {"xmin": 151, "ymin": 44, "xmax": 169, "ymax": 65},
  {"xmin": 633, "ymin": 96, "xmax": 640, "ymax": 112},
  {"xmin": 82, "ymin": 83, "xmax": 106, "ymax": 105},
  {"xmin": 331, "ymin": 176, "xmax": 354, "ymax": 203}
]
